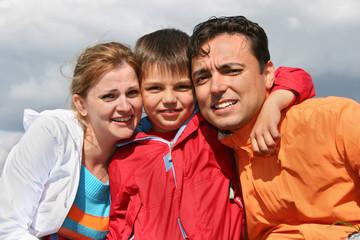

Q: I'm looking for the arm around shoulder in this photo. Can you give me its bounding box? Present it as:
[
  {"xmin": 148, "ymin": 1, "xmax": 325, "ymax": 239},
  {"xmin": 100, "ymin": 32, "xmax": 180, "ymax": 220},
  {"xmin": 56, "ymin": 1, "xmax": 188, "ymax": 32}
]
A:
[
  {"xmin": 251, "ymin": 67, "xmax": 316, "ymax": 155},
  {"xmin": 272, "ymin": 66, "xmax": 316, "ymax": 104}
]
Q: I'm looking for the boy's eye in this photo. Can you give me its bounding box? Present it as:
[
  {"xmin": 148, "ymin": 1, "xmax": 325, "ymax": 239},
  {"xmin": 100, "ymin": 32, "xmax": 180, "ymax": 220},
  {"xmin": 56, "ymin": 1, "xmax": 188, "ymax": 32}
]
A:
[
  {"xmin": 147, "ymin": 86, "xmax": 162, "ymax": 92},
  {"xmin": 176, "ymin": 84, "xmax": 192, "ymax": 91}
]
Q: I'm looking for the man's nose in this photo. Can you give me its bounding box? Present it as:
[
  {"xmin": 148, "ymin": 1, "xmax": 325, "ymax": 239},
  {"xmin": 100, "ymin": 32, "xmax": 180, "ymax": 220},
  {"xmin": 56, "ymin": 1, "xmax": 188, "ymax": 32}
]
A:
[{"xmin": 210, "ymin": 73, "xmax": 227, "ymax": 95}]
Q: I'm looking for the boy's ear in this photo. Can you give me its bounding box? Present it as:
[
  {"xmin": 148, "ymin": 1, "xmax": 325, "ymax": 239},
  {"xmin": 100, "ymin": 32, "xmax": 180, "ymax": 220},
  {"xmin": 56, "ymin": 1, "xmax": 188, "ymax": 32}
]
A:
[
  {"xmin": 264, "ymin": 60, "xmax": 275, "ymax": 90},
  {"xmin": 73, "ymin": 94, "xmax": 87, "ymax": 117}
]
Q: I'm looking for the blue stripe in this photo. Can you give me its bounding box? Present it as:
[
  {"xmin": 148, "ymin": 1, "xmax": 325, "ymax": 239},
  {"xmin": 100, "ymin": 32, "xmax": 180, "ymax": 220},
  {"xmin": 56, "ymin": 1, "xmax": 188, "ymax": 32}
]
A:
[
  {"xmin": 62, "ymin": 217, "xmax": 109, "ymax": 239},
  {"xmin": 177, "ymin": 218, "xmax": 188, "ymax": 239},
  {"xmin": 164, "ymin": 153, "xmax": 173, "ymax": 172},
  {"xmin": 117, "ymin": 110, "xmax": 198, "ymax": 190},
  {"xmin": 116, "ymin": 136, "xmax": 170, "ymax": 148},
  {"xmin": 74, "ymin": 165, "xmax": 111, "ymax": 216},
  {"xmin": 172, "ymin": 110, "xmax": 197, "ymax": 143}
]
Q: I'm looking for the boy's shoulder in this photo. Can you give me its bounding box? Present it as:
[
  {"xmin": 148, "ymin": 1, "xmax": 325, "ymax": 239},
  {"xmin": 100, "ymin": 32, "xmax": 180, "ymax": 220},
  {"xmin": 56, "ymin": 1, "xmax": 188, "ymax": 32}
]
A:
[{"xmin": 111, "ymin": 132, "xmax": 171, "ymax": 161}]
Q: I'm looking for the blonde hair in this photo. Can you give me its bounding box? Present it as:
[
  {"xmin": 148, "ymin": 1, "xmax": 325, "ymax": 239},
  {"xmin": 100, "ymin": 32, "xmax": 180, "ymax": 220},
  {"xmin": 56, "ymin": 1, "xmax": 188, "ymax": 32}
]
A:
[{"xmin": 67, "ymin": 42, "xmax": 140, "ymax": 126}]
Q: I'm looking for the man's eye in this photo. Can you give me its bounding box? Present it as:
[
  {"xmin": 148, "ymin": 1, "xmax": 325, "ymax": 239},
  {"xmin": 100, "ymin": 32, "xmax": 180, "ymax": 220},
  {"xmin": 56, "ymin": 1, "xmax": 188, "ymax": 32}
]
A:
[
  {"xmin": 195, "ymin": 75, "xmax": 209, "ymax": 84},
  {"xmin": 226, "ymin": 69, "xmax": 242, "ymax": 75}
]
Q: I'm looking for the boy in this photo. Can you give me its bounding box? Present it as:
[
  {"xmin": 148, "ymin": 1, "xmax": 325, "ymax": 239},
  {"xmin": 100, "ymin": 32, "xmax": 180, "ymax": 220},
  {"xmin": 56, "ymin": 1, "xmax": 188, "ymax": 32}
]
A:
[{"xmin": 107, "ymin": 28, "xmax": 314, "ymax": 239}]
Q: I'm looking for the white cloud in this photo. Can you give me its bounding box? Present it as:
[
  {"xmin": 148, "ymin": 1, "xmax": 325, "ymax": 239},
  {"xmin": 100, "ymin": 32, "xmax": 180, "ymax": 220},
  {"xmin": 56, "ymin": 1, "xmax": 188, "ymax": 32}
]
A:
[
  {"xmin": 9, "ymin": 69, "xmax": 69, "ymax": 101},
  {"xmin": 306, "ymin": 0, "xmax": 360, "ymax": 27},
  {"xmin": 286, "ymin": 17, "xmax": 301, "ymax": 29}
]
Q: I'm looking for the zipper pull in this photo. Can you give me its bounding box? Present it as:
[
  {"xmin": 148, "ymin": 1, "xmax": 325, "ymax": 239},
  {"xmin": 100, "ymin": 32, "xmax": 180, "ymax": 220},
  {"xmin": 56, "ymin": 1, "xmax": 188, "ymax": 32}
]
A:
[{"xmin": 229, "ymin": 181, "xmax": 235, "ymax": 200}]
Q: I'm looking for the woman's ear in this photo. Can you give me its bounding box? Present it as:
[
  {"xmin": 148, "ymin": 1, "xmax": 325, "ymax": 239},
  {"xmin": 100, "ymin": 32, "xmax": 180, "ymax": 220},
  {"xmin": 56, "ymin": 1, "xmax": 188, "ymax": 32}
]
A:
[
  {"xmin": 73, "ymin": 94, "xmax": 87, "ymax": 117},
  {"xmin": 264, "ymin": 60, "xmax": 275, "ymax": 90}
]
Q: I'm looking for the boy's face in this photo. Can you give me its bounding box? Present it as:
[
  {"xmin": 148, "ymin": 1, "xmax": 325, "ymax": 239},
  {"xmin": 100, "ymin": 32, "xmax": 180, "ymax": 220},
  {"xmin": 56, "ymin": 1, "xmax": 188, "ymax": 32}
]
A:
[{"xmin": 141, "ymin": 65, "xmax": 195, "ymax": 132}]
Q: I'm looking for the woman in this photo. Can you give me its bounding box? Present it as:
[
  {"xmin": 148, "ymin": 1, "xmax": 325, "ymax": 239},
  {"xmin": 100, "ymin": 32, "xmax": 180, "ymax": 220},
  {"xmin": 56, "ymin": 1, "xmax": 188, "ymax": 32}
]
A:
[{"xmin": 0, "ymin": 42, "xmax": 143, "ymax": 239}]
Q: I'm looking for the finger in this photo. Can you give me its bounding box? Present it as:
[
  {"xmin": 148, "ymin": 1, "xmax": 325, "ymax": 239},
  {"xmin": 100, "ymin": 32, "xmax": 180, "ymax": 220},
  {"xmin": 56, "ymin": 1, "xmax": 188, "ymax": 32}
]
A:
[
  {"xmin": 255, "ymin": 135, "xmax": 270, "ymax": 154},
  {"xmin": 250, "ymin": 136, "xmax": 261, "ymax": 154},
  {"xmin": 262, "ymin": 131, "xmax": 277, "ymax": 149},
  {"xmin": 268, "ymin": 124, "xmax": 281, "ymax": 141}
]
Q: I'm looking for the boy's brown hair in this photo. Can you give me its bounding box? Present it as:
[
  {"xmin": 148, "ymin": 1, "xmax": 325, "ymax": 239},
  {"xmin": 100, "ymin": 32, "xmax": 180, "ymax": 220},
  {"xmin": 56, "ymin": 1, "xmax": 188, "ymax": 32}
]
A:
[{"xmin": 134, "ymin": 28, "xmax": 190, "ymax": 81}]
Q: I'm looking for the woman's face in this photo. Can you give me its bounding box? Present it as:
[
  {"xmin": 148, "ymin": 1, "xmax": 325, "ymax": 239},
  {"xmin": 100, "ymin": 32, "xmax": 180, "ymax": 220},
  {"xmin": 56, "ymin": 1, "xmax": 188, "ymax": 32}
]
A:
[{"xmin": 77, "ymin": 63, "xmax": 142, "ymax": 144}]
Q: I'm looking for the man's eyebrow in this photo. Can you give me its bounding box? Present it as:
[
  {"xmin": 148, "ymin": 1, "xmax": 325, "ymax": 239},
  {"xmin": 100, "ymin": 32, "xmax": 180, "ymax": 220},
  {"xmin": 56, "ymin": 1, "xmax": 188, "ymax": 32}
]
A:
[
  {"xmin": 193, "ymin": 62, "xmax": 245, "ymax": 76},
  {"xmin": 216, "ymin": 62, "xmax": 245, "ymax": 70}
]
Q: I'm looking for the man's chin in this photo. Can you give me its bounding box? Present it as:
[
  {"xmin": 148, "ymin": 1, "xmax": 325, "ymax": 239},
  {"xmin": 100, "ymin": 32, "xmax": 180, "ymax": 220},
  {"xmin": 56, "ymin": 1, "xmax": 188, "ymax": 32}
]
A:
[{"xmin": 208, "ymin": 119, "xmax": 238, "ymax": 131}]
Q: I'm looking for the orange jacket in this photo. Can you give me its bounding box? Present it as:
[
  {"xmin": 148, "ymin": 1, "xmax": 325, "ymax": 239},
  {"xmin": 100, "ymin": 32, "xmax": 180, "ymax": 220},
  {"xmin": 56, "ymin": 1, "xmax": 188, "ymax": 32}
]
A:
[{"xmin": 220, "ymin": 97, "xmax": 360, "ymax": 240}]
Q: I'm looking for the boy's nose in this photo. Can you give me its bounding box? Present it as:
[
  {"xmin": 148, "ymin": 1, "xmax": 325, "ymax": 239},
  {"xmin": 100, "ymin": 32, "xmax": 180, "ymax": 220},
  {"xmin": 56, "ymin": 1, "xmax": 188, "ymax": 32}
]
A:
[{"xmin": 163, "ymin": 90, "xmax": 177, "ymax": 104}]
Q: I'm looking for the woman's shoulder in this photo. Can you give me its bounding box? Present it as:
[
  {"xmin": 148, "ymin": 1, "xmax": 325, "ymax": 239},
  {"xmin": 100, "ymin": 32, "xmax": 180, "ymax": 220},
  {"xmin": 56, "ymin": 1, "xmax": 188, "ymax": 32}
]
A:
[{"xmin": 23, "ymin": 108, "xmax": 83, "ymax": 140}]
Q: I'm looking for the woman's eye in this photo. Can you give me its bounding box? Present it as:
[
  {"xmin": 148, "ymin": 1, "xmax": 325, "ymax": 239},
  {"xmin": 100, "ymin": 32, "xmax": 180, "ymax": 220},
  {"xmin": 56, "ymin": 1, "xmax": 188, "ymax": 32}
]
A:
[
  {"xmin": 127, "ymin": 90, "xmax": 140, "ymax": 97},
  {"xmin": 101, "ymin": 94, "xmax": 114, "ymax": 100}
]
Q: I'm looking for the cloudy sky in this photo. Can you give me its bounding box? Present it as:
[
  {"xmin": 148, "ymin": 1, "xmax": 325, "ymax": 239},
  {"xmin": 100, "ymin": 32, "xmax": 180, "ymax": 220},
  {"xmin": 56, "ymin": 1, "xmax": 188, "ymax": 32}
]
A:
[{"xmin": 0, "ymin": 0, "xmax": 359, "ymax": 171}]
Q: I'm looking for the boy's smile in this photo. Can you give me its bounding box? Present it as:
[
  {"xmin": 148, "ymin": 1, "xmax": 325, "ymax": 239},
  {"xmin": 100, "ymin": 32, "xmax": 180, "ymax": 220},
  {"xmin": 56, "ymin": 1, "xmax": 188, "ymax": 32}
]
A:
[{"xmin": 141, "ymin": 65, "xmax": 195, "ymax": 132}]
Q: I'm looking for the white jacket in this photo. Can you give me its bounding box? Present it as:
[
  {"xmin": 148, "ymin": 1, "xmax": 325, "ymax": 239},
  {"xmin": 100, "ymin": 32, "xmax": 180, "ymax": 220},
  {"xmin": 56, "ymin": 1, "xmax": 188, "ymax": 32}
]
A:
[{"xmin": 0, "ymin": 109, "xmax": 84, "ymax": 239}]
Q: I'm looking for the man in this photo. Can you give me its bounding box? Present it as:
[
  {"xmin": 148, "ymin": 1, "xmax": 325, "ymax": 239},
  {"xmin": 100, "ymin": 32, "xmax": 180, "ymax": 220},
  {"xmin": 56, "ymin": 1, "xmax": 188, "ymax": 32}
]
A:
[{"xmin": 189, "ymin": 16, "xmax": 360, "ymax": 240}]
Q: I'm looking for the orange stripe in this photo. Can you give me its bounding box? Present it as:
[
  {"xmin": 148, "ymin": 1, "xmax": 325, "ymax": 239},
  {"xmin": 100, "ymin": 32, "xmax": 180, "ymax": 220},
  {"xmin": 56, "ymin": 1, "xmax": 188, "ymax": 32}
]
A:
[
  {"xmin": 66, "ymin": 205, "xmax": 109, "ymax": 231},
  {"xmin": 58, "ymin": 227, "xmax": 94, "ymax": 240}
]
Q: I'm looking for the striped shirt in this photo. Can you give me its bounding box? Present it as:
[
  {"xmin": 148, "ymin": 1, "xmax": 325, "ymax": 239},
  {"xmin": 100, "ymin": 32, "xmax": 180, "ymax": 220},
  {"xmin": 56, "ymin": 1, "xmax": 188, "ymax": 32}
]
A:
[{"xmin": 42, "ymin": 164, "xmax": 110, "ymax": 240}]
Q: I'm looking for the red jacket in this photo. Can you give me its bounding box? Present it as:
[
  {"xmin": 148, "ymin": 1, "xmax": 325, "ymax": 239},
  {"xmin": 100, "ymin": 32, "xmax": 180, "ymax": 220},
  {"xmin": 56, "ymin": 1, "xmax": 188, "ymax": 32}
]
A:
[
  {"xmin": 272, "ymin": 66, "xmax": 315, "ymax": 104},
  {"xmin": 107, "ymin": 67, "xmax": 314, "ymax": 239},
  {"xmin": 107, "ymin": 112, "xmax": 244, "ymax": 240}
]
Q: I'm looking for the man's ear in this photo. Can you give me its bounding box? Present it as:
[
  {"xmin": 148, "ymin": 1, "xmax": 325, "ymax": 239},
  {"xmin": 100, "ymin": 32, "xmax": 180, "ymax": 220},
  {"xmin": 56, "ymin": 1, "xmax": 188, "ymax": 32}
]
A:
[
  {"xmin": 73, "ymin": 94, "xmax": 87, "ymax": 117},
  {"xmin": 264, "ymin": 60, "xmax": 275, "ymax": 90}
]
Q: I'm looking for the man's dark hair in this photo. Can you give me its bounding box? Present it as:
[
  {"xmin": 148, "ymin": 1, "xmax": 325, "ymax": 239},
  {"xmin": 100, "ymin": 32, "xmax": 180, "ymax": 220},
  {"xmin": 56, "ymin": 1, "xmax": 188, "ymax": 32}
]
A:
[{"xmin": 188, "ymin": 16, "xmax": 270, "ymax": 72}]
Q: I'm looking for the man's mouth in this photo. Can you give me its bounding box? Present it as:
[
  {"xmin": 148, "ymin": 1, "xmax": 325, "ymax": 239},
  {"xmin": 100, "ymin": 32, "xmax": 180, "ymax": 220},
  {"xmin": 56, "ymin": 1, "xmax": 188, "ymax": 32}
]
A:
[{"xmin": 213, "ymin": 100, "xmax": 237, "ymax": 109}]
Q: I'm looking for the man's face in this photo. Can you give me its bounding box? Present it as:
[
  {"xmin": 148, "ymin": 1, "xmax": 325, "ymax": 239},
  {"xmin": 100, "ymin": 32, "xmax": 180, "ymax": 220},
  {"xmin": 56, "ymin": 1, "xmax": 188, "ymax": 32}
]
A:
[{"xmin": 191, "ymin": 34, "xmax": 274, "ymax": 131}]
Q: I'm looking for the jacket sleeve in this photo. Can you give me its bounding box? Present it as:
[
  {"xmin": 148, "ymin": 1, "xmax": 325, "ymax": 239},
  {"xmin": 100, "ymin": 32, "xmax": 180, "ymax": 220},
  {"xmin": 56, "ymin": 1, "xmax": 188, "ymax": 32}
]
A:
[
  {"xmin": 107, "ymin": 160, "xmax": 141, "ymax": 240},
  {"xmin": 0, "ymin": 116, "xmax": 58, "ymax": 239},
  {"xmin": 271, "ymin": 66, "xmax": 316, "ymax": 104}
]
